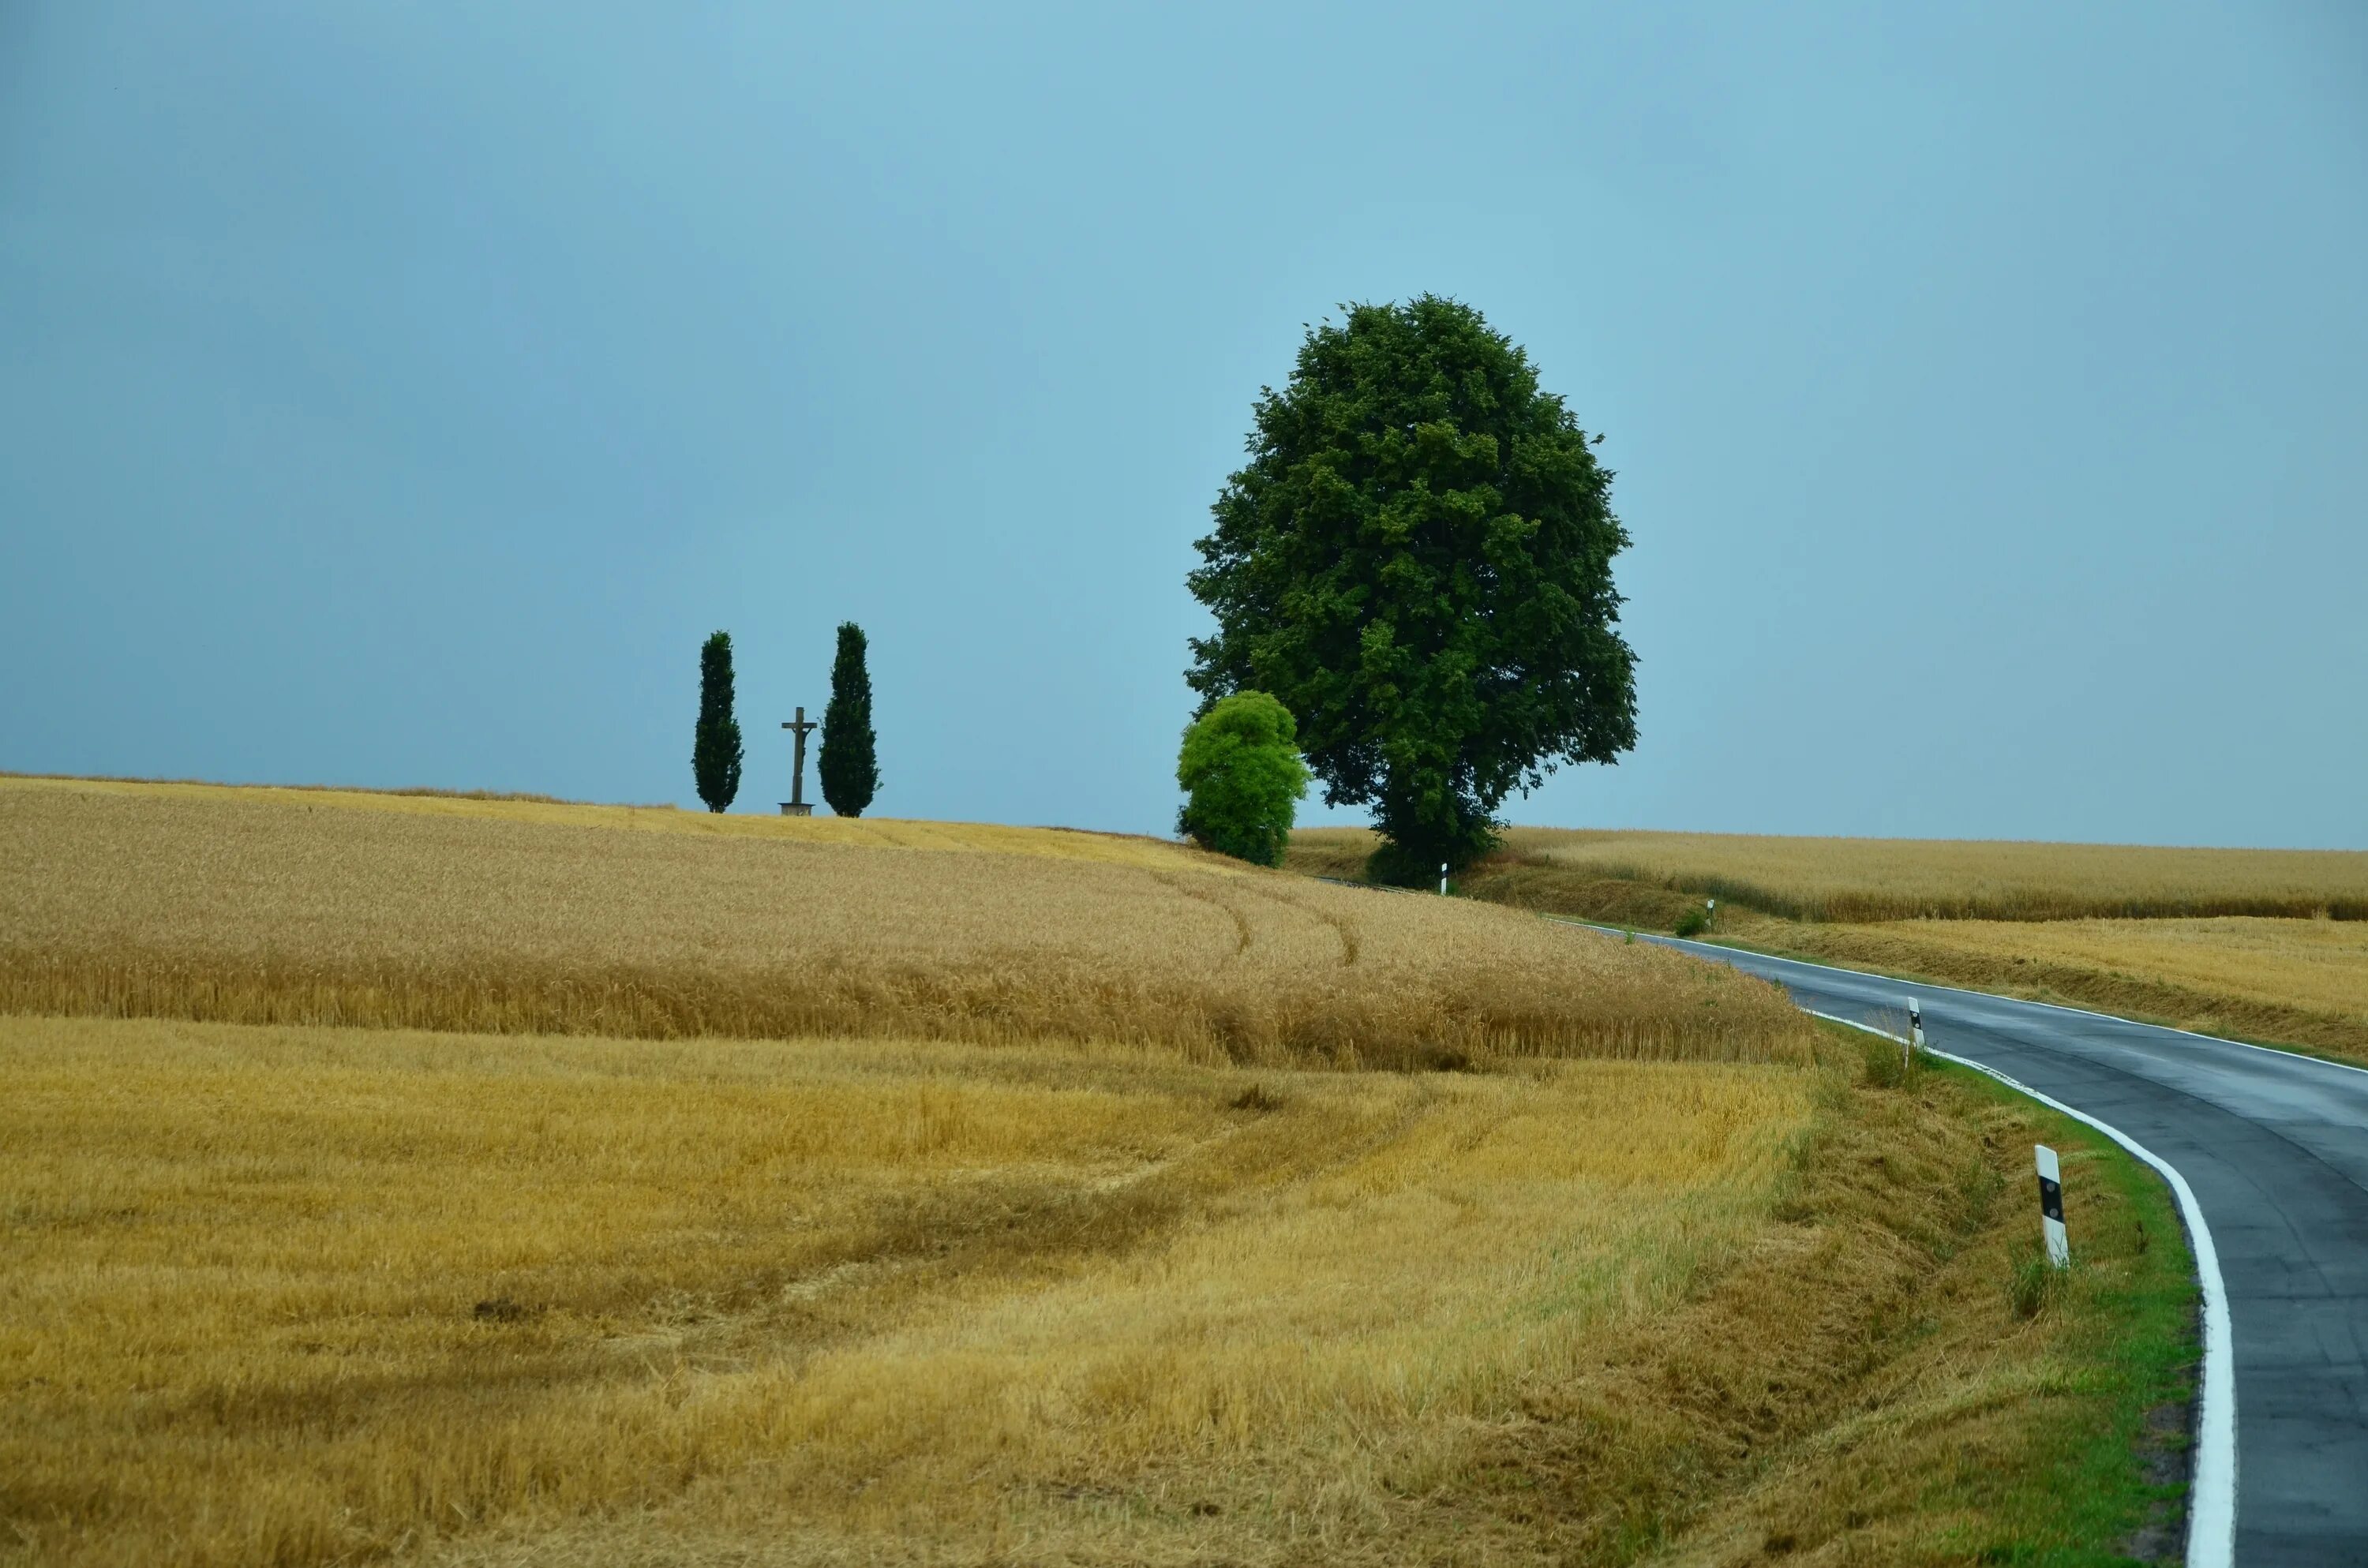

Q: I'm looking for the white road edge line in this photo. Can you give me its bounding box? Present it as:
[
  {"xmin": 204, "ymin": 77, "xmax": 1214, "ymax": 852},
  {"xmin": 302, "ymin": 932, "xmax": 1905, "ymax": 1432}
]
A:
[{"xmin": 1809, "ymin": 1009, "xmax": 2237, "ymax": 1568}]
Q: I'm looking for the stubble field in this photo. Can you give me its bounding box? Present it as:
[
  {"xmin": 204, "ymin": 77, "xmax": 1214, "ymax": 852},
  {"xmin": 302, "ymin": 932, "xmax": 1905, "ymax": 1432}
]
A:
[
  {"xmin": 2, "ymin": 1014, "xmax": 2193, "ymax": 1568},
  {"xmin": 2, "ymin": 1016, "xmax": 1822, "ymax": 1567}
]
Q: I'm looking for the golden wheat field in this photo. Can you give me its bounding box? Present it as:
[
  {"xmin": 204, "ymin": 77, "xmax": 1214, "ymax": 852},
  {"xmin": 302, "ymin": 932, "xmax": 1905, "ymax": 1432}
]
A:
[
  {"xmin": 0, "ymin": 1014, "xmax": 2181, "ymax": 1568},
  {"xmin": 0, "ymin": 1015, "xmax": 1815, "ymax": 1568},
  {"xmin": 0, "ymin": 777, "xmax": 2199, "ymax": 1564},
  {"xmin": 0, "ymin": 773, "xmax": 1231, "ymax": 869},
  {"xmin": 1292, "ymin": 825, "xmax": 2368, "ymax": 922},
  {"xmin": 0, "ymin": 778, "xmax": 1809, "ymax": 1068}
]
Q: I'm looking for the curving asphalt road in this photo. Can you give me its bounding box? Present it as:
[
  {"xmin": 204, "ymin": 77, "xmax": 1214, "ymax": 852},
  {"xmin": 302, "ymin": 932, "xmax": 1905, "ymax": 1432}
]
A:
[{"xmin": 1626, "ymin": 932, "xmax": 2368, "ymax": 1568}]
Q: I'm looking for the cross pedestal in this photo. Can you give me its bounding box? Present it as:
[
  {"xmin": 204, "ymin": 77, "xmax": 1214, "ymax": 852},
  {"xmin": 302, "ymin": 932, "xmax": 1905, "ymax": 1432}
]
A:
[{"xmin": 781, "ymin": 706, "xmax": 818, "ymax": 816}]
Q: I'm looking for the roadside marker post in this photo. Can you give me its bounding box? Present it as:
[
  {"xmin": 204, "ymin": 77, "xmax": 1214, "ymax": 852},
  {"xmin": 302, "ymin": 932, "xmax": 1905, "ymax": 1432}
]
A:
[
  {"xmin": 2035, "ymin": 1144, "xmax": 2070, "ymax": 1267},
  {"xmin": 1439, "ymin": 862, "xmax": 1448, "ymax": 896}
]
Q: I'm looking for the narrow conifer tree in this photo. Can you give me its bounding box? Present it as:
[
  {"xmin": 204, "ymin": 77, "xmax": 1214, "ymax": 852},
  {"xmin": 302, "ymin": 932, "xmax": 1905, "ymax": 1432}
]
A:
[
  {"xmin": 819, "ymin": 621, "xmax": 879, "ymax": 817},
  {"xmin": 692, "ymin": 631, "xmax": 744, "ymax": 813}
]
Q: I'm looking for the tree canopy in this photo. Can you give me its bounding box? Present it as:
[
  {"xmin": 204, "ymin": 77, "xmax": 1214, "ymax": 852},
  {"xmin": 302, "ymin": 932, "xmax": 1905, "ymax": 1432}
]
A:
[
  {"xmin": 1175, "ymin": 690, "xmax": 1311, "ymax": 868},
  {"xmin": 1186, "ymin": 295, "xmax": 1636, "ymax": 874}
]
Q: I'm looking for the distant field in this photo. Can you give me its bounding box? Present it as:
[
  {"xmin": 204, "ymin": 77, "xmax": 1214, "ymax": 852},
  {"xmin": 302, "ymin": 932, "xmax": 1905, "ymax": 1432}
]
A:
[
  {"xmin": 0, "ymin": 777, "xmax": 1808, "ymax": 1068},
  {"xmin": 1291, "ymin": 825, "xmax": 2368, "ymax": 922},
  {"xmin": 0, "ymin": 771, "xmax": 1217, "ymax": 870},
  {"xmin": 0, "ymin": 1015, "xmax": 2188, "ymax": 1568},
  {"xmin": 1774, "ymin": 915, "xmax": 2368, "ymax": 1058},
  {"xmin": 1289, "ymin": 826, "xmax": 2368, "ymax": 1059}
]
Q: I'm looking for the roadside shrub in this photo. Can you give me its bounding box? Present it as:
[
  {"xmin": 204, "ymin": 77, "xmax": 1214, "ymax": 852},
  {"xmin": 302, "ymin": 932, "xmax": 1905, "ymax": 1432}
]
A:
[
  {"xmin": 1366, "ymin": 840, "xmax": 1445, "ymax": 889},
  {"xmin": 1673, "ymin": 904, "xmax": 1711, "ymax": 938},
  {"xmin": 1177, "ymin": 692, "xmax": 1312, "ymax": 867}
]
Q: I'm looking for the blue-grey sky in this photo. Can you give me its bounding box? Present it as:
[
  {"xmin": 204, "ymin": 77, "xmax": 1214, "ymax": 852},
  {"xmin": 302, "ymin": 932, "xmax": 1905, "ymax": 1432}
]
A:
[{"xmin": 5, "ymin": 2, "xmax": 2362, "ymax": 848}]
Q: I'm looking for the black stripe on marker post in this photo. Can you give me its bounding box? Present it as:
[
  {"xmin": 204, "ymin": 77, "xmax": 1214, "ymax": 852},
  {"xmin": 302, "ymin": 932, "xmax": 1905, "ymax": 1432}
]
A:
[{"xmin": 2038, "ymin": 1174, "xmax": 2064, "ymax": 1223}]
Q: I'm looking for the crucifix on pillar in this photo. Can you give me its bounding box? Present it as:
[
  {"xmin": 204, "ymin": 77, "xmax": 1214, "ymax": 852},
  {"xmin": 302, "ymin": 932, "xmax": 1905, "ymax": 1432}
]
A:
[{"xmin": 780, "ymin": 707, "xmax": 818, "ymax": 816}]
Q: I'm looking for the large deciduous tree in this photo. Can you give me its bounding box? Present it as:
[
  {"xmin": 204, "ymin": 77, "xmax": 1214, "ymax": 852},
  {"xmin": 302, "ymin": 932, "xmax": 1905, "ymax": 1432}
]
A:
[
  {"xmin": 819, "ymin": 621, "xmax": 880, "ymax": 817},
  {"xmin": 1186, "ymin": 295, "xmax": 1636, "ymax": 878},
  {"xmin": 692, "ymin": 631, "xmax": 744, "ymax": 814}
]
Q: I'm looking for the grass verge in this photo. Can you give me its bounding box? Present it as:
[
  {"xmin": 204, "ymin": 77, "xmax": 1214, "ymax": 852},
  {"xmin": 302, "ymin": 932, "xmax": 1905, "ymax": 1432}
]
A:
[{"xmin": 1589, "ymin": 1022, "xmax": 2201, "ymax": 1567}]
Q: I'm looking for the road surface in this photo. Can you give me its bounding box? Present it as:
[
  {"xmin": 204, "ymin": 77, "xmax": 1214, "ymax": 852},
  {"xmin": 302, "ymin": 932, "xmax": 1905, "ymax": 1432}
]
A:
[{"xmin": 1633, "ymin": 932, "xmax": 2368, "ymax": 1567}]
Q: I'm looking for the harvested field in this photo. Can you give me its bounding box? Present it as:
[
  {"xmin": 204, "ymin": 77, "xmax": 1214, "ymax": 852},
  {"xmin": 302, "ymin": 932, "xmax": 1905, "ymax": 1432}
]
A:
[
  {"xmin": 0, "ymin": 778, "xmax": 1811, "ymax": 1068},
  {"xmin": 1289, "ymin": 825, "xmax": 2368, "ymax": 922},
  {"xmin": 0, "ymin": 1015, "xmax": 2190, "ymax": 1567},
  {"xmin": 0, "ymin": 1016, "xmax": 1814, "ymax": 1567}
]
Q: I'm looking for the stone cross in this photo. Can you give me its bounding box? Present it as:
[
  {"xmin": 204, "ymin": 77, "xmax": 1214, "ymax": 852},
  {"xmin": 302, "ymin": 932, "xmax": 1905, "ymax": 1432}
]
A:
[{"xmin": 780, "ymin": 707, "xmax": 818, "ymax": 816}]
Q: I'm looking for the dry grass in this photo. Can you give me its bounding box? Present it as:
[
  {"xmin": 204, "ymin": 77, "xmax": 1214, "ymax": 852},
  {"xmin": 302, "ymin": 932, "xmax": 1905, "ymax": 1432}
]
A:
[
  {"xmin": 1290, "ymin": 825, "xmax": 2368, "ymax": 922},
  {"xmin": 0, "ymin": 1016, "xmax": 2185, "ymax": 1568},
  {"xmin": 0, "ymin": 778, "xmax": 1811, "ymax": 1069},
  {"xmin": 1, "ymin": 1015, "xmax": 1819, "ymax": 1568}
]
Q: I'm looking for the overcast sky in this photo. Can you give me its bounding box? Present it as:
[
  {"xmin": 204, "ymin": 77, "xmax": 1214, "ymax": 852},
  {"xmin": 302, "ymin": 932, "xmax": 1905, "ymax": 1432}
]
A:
[{"xmin": 5, "ymin": 2, "xmax": 2362, "ymax": 848}]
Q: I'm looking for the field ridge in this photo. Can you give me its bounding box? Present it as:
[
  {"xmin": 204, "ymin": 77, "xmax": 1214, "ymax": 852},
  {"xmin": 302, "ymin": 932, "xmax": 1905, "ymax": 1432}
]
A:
[{"xmin": 0, "ymin": 778, "xmax": 1812, "ymax": 1070}]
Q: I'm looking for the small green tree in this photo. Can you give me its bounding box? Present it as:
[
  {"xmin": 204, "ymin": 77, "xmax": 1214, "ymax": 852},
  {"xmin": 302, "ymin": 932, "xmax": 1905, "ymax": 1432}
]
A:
[
  {"xmin": 819, "ymin": 621, "xmax": 880, "ymax": 817},
  {"xmin": 1176, "ymin": 691, "xmax": 1312, "ymax": 867},
  {"xmin": 692, "ymin": 631, "xmax": 744, "ymax": 813}
]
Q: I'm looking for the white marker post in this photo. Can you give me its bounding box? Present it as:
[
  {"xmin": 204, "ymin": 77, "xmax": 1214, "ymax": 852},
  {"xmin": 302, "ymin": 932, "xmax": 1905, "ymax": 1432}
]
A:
[
  {"xmin": 2035, "ymin": 1144, "xmax": 2070, "ymax": 1267},
  {"xmin": 1439, "ymin": 861, "xmax": 1448, "ymax": 896},
  {"xmin": 1908, "ymin": 997, "xmax": 1924, "ymax": 1053}
]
